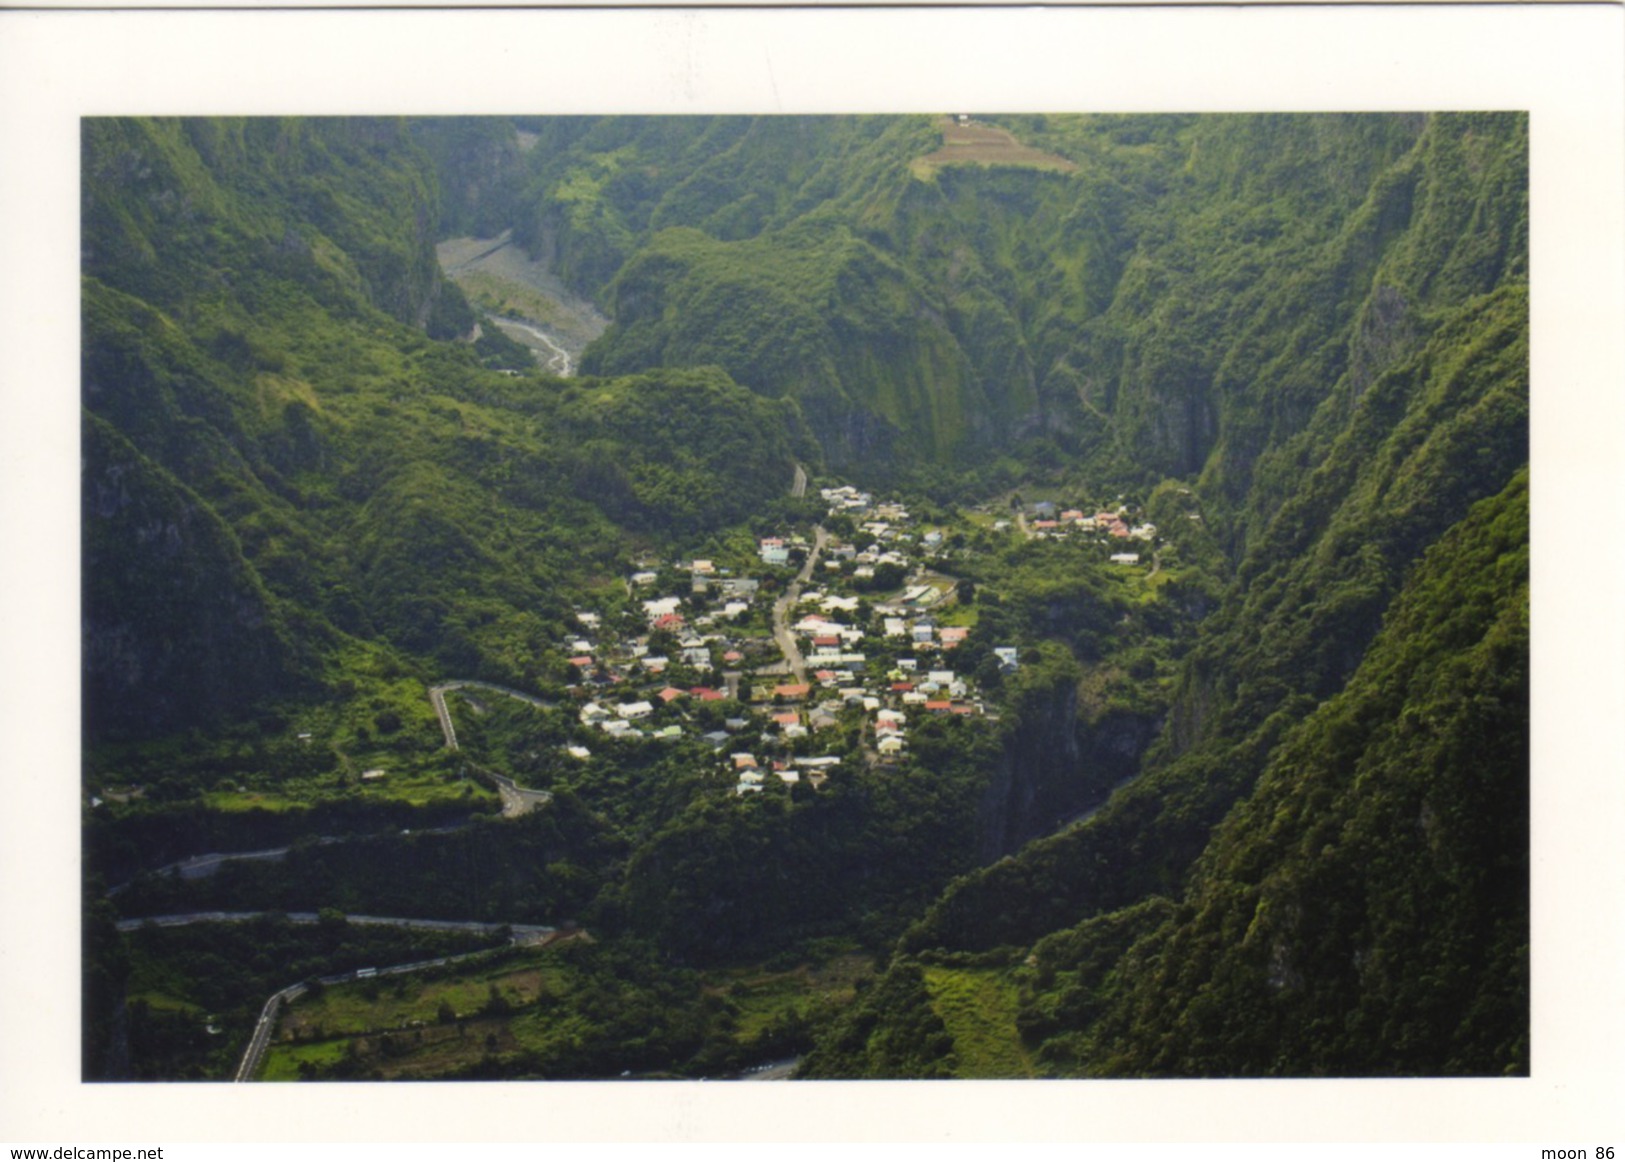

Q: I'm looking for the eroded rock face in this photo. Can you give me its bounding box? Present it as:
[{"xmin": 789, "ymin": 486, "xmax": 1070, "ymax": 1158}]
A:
[
  {"xmin": 82, "ymin": 414, "xmax": 302, "ymax": 742},
  {"xmin": 975, "ymin": 671, "xmax": 1162, "ymax": 863}
]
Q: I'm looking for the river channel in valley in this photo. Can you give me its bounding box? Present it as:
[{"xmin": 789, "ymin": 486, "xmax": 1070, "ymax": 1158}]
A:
[{"xmin": 435, "ymin": 231, "xmax": 609, "ymax": 376}]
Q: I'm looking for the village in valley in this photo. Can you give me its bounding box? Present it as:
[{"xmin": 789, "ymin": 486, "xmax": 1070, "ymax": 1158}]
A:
[{"xmin": 545, "ymin": 481, "xmax": 1161, "ymax": 799}]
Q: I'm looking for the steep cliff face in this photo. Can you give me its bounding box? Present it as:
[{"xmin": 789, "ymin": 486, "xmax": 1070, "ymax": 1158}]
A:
[
  {"xmin": 581, "ymin": 223, "xmax": 992, "ymax": 475},
  {"xmin": 1023, "ymin": 473, "xmax": 1529, "ymax": 1077},
  {"xmin": 408, "ymin": 117, "xmax": 524, "ymax": 239},
  {"xmin": 975, "ymin": 675, "xmax": 1161, "ymax": 863},
  {"xmin": 976, "ymin": 674, "xmax": 1083, "ymax": 861},
  {"xmin": 499, "ymin": 113, "xmax": 1523, "ymax": 495},
  {"xmin": 82, "ymin": 414, "xmax": 305, "ymax": 742},
  {"xmin": 82, "ymin": 117, "xmax": 447, "ymax": 331}
]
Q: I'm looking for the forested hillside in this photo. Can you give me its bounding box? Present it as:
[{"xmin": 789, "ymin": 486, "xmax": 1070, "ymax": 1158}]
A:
[
  {"xmin": 82, "ymin": 113, "xmax": 1526, "ymax": 1081},
  {"xmin": 81, "ymin": 117, "xmax": 810, "ymax": 740}
]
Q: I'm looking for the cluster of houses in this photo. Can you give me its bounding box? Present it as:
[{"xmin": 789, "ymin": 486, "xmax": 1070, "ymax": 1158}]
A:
[
  {"xmin": 1004, "ymin": 500, "xmax": 1158, "ymax": 565},
  {"xmin": 550, "ymin": 481, "xmax": 1021, "ymax": 797}
]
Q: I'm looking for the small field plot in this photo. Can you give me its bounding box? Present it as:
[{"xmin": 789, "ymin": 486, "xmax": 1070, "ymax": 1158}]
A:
[
  {"xmin": 911, "ymin": 118, "xmax": 1079, "ymax": 180},
  {"xmin": 708, "ymin": 948, "xmax": 873, "ymax": 1041},
  {"xmin": 922, "ymin": 965, "xmax": 1037, "ymax": 1078}
]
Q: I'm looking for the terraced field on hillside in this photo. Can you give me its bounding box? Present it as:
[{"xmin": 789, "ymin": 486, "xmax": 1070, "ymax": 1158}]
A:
[{"xmin": 910, "ymin": 118, "xmax": 1079, "ymax": 179}]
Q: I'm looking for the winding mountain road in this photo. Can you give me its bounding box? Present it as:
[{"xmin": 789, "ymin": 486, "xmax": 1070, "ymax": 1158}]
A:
[
  {"xmin": 116, "ymin": 911, "xmax": 556, "ymax": 939},
  {"xmin": 223, "ymin": 921, "xmax": 571, "ymax": 1081},
  {"xmin": 428, "ymin": 681, "xmax": 555, "ymax": 816}
]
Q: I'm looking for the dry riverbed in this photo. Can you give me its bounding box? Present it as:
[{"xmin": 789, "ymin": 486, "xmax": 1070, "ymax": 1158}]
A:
[{"xmin": 436, "ymin": 231, "xmax": 609, "ymax": 374}]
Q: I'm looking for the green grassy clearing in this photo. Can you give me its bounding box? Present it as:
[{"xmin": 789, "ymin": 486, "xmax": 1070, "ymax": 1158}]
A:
[
  {"xmin": 259, "ymin": 1037, "xmax": 350, "ymax": 1081},
  {"xmin": 711, "ymin": 951, "xmax": 872, "ymax": 1039},
  {"xmin": 922, "ymin": 965, "xmax": 1036, "ymax": 1078}
]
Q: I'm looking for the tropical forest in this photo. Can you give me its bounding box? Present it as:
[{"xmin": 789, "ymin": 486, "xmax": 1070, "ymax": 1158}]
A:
[{"xmin": 81, "ymin": 112, "xmax": 1528, "ymax": 1082}]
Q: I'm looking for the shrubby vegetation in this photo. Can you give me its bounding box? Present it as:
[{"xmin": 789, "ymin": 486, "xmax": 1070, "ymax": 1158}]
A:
[
  {"xmin": 1019, "ymin": 472, "xmax": 1529, "ymax": 1076},
  {"xmin": 82, "ymin": 113, "xmax": 1526, "ymax": 1081},
  {"xmin": 113, "ymin": 914, "xmax": 498, "ymax": 1080}
]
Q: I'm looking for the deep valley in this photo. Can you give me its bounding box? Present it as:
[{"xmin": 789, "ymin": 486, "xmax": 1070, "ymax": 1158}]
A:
[{"xmin": 81, "ymin": 113, "xmax": 1529, "ymax": 1082}]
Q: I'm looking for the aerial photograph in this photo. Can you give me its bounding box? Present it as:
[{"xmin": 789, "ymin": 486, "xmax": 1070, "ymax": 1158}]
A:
[{"xmin": 80, "ymin": 113, "xmax": 1528, "ymax": 1083}]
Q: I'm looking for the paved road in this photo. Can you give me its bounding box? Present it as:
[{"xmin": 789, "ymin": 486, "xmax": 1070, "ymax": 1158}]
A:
[
  {"xmin": 427, "ymin": 681, "xmax": 555, "ymax": 816},
  {"xmin": 429, "ymin": 680, "xmax": 556, "ymax": 752},
  {"xmin": 106, "ymin": 824, "xmax": 475, "ymax": 898},
  {"xmin": 116, "ymin": 911, "xmax": 556, "ymax": 939},
  {"xmin": 791, "ymin": 462, "xmax": 808, "ymax": 498},
  {"xmin": 236, "ymin": 981, "xmax": 305, "ymax": 1081},
  {"xmin": 477, "ymin": 765, "xmax": 552, "ymax": 818},
  {"xmin": 739, "ymin": 1056, "xmax": 802, "ymax": 1081},
  {"xmin": 106, "ymin": 845, "xmax": 302, "ymax": 896},
  {"xmin": 232, "ymin": 930, "xmax": 575, "ymax": 1082},
  {"xmin": 770, "ymin": 525, "xmax": 828, "ymax": 686}
]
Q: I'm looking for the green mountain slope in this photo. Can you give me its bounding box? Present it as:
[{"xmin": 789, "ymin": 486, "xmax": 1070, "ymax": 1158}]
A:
[
  {"xmin": 498, "ymin": 113, "xmax": 1525, "ymax": 524},
  {"xmin": 81, "ymin": 114, "xmax": 1528, "ymax": 1081},
  {"xmin": 1022, "ymin": 471, "xmax": 1528, "ymax": 1076},
  {"xmin": 82, "ymin": 117, "xmax": 811, "ymax": 737},
  {"xmin": 82, "ymin": 411, "xmax": 311, "ymax": 740},
  {"xmin": 805, "ymin": 471, "xmax": 1526, "ymax": 1078}
]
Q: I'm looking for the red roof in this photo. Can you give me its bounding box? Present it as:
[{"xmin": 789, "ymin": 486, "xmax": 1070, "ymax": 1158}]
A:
[
  {"xmin": 925, "ymin": 700, "xmax": 952, "ymax": 712},
  {"xmin": 772, "ymin": 711, "xmax": 799, "ymax": 726},
  {"xmin": 568, "ymin": 656, "xmax": 594, "ymax": 668},
  {"xmin": 812, "ymin": 634, "xmax": 841, "ymax": 647},
  {"xmin": 658, "ymin": 687, "xmax": 686, "ymax": 703},
  {"xmin": 774, "ymin": 683, "xmax": 811, "ymax": 699},
  {"xmin": 690, "ymin": 687, "xmax": 726, "ymax": 701},
  {"xmin": 654, "ymin": 613, "xmax": 686, "ymax": 629},
  {"xmin": 891, "ymin": 682, "xmax": 915, "ymax": 692}
]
